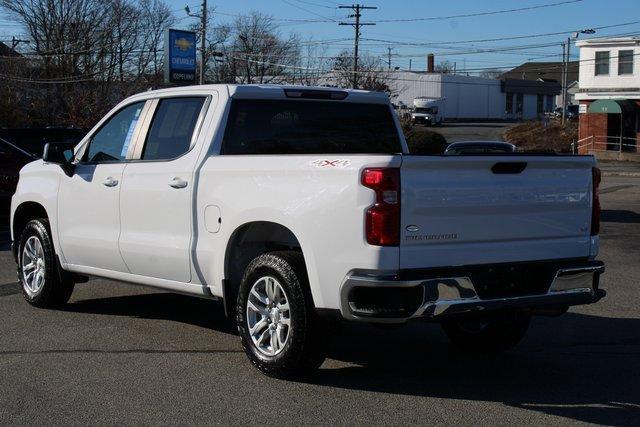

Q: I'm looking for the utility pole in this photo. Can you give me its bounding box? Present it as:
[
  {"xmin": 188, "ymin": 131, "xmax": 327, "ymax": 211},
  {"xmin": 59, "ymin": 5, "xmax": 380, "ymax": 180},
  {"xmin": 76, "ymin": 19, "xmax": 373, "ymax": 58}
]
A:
[
  {"xmin": 339, "ymin": 4, "xmax": 376, "ymax": 89},
  {"xmin": 387, "ymin": 47, "xmax": 392, "ymax": 70},
  {"xmin": 200, "ymin": 0, "xmax": 207, "ymax": 84},
  {"xmin": 186, "ymin": 0, "xmax": 210, "ymax": 84},
  {"xmin": 561, "ymin": 40, "xmax": 567, "ymax": 125},
  {"xmin": 409, "ymin": 58, "xmax": 412, "ymax": 70}
]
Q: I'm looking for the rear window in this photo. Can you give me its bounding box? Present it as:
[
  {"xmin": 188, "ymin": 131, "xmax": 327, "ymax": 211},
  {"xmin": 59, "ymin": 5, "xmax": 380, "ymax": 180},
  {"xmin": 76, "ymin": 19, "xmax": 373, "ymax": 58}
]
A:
[{"xmin": 221, "ymin": 99, "xmax": 402, "ymax": 155}]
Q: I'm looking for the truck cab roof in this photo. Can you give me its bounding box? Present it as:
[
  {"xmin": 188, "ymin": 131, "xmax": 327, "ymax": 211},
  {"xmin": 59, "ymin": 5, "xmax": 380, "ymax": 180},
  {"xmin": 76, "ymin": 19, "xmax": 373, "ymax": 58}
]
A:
[{"xmin": 128, "ymin": 84, "xmax": 390, "ymax": 104}]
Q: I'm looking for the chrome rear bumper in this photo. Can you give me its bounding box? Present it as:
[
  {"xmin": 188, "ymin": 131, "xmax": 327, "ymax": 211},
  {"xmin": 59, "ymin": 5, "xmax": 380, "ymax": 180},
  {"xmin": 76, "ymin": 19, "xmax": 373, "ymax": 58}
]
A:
[{"xmin": 340, "ymin": 261, "xmax": 605, "ymax": 323}]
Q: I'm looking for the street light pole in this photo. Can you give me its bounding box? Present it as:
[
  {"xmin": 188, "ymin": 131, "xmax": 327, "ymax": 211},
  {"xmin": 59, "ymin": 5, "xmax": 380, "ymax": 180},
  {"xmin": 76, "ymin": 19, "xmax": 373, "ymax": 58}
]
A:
[
  {"xmin": 186, "ymin": 1, "xmax": 208, "ymax": 84},
  {"xmin": 562, "ymin": 29, "xmax": 595, "ymax": 125}
]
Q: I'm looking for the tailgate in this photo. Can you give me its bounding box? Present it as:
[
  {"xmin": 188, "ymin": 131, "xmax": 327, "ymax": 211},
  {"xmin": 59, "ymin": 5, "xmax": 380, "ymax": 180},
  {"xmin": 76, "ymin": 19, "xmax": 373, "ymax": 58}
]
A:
[{"xmin": 400, "ymin": 155, "xmax": 595, "ymax": 269}]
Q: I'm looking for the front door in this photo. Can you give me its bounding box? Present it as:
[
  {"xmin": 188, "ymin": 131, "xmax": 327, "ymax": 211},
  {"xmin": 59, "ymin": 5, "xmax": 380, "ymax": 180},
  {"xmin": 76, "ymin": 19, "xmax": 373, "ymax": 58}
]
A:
[
  {"xmin": 57, "ymin": 101, "xmax": 146, "ymax": 271},
  {"xmin": 118, "ymin": 96, "xmax": 210, "ymax": 283}
]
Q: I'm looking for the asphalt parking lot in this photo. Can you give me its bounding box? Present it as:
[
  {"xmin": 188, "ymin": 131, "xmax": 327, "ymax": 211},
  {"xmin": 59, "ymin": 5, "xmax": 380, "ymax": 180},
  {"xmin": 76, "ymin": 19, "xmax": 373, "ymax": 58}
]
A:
[{"xmin": 1, "ymin": 176, "xmax": 639, "ymax": 424}]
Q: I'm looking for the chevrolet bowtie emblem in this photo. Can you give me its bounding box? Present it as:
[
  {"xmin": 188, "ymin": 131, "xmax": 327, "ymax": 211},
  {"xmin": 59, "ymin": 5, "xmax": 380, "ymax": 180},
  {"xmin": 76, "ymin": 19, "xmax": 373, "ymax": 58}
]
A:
[{"xmin": 175, "ymin": 38, "xmax": 193, "ymax": 52}]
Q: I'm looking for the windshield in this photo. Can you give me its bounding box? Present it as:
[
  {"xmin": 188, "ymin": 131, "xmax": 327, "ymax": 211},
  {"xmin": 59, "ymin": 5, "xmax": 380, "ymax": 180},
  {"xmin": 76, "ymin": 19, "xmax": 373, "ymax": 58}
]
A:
[
  {"xmin": 222, "ymin": 99, "xmax": 402, "ymax": 155},
  {"xmin": 415, "ymin": 107, "xmax": 437, "ymax": 114}
]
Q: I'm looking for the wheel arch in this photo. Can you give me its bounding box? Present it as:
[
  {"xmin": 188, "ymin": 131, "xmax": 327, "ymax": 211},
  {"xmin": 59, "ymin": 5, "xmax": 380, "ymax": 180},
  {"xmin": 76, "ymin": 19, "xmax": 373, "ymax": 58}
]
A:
[
  {"xmin": 222, "ymin": 221, "xmax": 314, "ymax": 317},
  {"xmin": 12, "ymin": 201, "xmax": 50, "ymax": 262}
]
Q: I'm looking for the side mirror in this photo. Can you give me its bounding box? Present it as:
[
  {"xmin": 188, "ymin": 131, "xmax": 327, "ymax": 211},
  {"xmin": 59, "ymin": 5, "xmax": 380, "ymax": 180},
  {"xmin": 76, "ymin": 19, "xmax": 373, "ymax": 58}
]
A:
[{"xmin": 43, "ymin": 142, "xmax": 76, "ymax": 177}]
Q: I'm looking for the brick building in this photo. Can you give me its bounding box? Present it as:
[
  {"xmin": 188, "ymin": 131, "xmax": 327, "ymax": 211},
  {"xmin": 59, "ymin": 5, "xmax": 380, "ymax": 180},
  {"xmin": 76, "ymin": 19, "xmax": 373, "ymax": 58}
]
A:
[{"xmin": 575, "ymin": 37, "xmax": 640, "ymax": 154}]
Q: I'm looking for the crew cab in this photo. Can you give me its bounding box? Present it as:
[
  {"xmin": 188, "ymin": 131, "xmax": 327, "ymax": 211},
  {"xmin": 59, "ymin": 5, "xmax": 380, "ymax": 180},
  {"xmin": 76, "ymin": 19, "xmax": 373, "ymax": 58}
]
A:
[{"xmin": 10, "ymin": 85, "xmax": 605, "ymax": 377}]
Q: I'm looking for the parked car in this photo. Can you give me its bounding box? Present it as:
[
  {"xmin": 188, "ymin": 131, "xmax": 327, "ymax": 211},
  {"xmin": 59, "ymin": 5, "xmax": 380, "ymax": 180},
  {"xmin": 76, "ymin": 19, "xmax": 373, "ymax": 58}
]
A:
[
  {"xmin": 0, "ymin": 128, "xmax": 85, "ymax": 223},
  {"xmin": 554, "ymin": 105, "xmax": 579, "ymax": 120},
  {"xmin": 445, "ymin": 141, "xmax": 516, "ymax": 155},
  {"xmin": 11, "ymin": 85, "xmax": 605, "ymax": 377}
]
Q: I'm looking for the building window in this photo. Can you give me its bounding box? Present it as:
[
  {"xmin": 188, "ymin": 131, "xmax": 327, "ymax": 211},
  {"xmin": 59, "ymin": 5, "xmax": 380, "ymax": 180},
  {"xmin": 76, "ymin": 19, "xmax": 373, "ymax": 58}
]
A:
[
  {"xmin": 595, "ymin": 51, "xmax": 610, "ymax": 75},
  {"xmin": 537, "ymin": 94, "xmax": 544, "ymax": 115},
  {"xmin": 618, "ymin": 50, "xmax": 634, "ymax": 75},
  {"xmin": 505, "ymin": 92, "xmax": 513, "ymax": 114}
]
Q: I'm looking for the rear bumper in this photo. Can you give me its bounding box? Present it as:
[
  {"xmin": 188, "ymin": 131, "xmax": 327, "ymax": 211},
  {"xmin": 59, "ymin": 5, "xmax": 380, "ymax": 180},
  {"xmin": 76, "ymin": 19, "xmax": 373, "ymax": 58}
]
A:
[{"xmin": 340, "ymin": 260, "xmax": 605, "ymax": 323}]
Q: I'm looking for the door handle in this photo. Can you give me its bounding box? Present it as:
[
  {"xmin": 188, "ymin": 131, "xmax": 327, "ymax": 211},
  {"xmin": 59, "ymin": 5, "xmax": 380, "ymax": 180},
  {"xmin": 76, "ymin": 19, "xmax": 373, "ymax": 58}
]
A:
[
  {"xmin": 102, "ymin": 176, "xmax": 118, "ymax": 187},
  {"xmin": 169, "ymin": 177, "xmax": 188, "ymax": 189}
]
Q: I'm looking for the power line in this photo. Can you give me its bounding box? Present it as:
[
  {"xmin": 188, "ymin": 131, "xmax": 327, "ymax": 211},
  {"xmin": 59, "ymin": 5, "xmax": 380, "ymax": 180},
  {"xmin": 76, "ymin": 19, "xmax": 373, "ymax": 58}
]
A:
[
  {"xmin": 373, "ymin": 0, "xmax": 583, "ymax": 23},
  {"xmin": 362, "ymin": 21, "xmax": 640, "ymax": 46},
  {"xmin": 282, "ymin": 0, "xmax": 338, "ymax": 22},
  {"xmin": 229, "ymin": 48, "xmax": 640, "ymax": 79},
  {"xmin": 290, "ymin": 0, "xmax": 337, "ymax": 9}
]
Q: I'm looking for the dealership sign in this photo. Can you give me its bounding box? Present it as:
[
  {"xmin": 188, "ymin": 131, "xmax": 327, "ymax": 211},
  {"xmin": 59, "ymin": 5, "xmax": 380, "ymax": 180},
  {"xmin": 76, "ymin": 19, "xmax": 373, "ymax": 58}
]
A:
[{"xmin": 164, "ymin": 29, "xmax": 196, "ymax": 84}]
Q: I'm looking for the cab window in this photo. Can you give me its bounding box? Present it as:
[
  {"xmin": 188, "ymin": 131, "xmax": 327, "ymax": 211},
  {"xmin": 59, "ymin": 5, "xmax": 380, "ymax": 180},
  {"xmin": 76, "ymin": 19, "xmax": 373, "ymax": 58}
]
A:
[
  {"xmin": 141, "ymin": 97, "xmax": 206, "ymax": 161},
  {"xmin": 84, "ymin": 102, "xmax": 145, "ymax": 163}
]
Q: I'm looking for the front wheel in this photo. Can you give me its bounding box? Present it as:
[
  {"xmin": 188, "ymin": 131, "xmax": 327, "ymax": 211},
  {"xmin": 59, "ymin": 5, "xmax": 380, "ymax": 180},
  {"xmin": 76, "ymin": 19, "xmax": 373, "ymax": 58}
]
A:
[
  {"xmin": 18, "ymin": 219, "xmax": 74, "ymax": 308},
  {"xmin": 442, "ymin": 312, "xmax": 530, "ymax": 352},
  {"xmin": 236, "ymin": 251, "xmax": 326, "ymax": 378}
]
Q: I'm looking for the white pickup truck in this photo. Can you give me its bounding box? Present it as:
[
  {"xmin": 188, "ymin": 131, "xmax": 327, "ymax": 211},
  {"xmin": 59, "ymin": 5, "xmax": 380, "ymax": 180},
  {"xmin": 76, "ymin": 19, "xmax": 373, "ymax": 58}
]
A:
[{"xmin": 10, "ymin": 85, "xmax": 605, "ymax": 377}]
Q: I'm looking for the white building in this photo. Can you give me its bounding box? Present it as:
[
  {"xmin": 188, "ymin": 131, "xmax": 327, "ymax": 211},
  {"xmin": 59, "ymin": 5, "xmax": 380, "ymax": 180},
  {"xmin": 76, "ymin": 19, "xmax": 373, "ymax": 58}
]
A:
[
  {"xmin": 387, "ymin": 71, "xmax": 559, "ymax": 121},
  {"xmin": 575, "ymin": 37, "xmax": 640, "ymax": 154}
]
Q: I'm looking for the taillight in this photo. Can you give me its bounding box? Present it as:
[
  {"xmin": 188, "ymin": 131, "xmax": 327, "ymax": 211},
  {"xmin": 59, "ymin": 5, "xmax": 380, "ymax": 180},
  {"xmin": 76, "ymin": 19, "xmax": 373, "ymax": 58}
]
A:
[
  {"xmin": 591, "ymin": 167, "xmax": 601, "ymax": 235},
  {"xmin": 361, "ymin": 168, "xmax": 400, "ymax": 246}
]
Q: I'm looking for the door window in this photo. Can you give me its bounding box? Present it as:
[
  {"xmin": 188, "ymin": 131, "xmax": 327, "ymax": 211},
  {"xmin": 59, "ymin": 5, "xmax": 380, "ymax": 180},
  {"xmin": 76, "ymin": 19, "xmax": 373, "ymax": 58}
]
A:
[
  {"xmin": 141, "ymin": 97, "xmax": 206, "ymax": 161},
  {"xmin": 84, "ymin": 102, "xmax": 145, "ymax": 163}
]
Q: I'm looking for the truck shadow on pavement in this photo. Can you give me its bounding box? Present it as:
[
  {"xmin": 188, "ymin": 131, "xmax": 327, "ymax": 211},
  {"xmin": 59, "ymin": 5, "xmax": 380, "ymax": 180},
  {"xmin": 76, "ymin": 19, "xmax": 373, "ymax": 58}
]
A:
[
  {"xmin": 315, "ymin": 314, "xmax": 640, "ymax": 425},
  {"xmin": 601, "ymin": 209, "xmax": 640, "ymax": 224},
  {"xmin": 62, "ymin": 293, "xmax": 236, "ymax": 334},
  {"xmin": 62, "ymin": 290, "xmax": 639, "ymax": 424}
]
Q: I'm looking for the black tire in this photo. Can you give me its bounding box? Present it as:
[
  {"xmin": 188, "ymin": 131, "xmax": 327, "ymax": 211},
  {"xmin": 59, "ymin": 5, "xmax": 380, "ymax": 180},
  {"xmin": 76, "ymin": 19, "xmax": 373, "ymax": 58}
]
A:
[
  {"xmin": 236, "ymin": 251, "xmax": 326, "ymax": 378},
  {"xmin": 442, "ymin": 312, "xmax": 530, "ymax": 353},
  {"xmin": 17, "ymin": 219, "xmax": 74, "ymax": 308}
]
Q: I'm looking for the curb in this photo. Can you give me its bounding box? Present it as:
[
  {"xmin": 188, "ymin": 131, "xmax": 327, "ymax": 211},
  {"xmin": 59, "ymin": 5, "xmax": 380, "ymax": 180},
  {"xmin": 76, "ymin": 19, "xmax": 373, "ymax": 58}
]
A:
[{"xmin": 602, "ymin": 172, "xmax": 640, "ymax": 177}]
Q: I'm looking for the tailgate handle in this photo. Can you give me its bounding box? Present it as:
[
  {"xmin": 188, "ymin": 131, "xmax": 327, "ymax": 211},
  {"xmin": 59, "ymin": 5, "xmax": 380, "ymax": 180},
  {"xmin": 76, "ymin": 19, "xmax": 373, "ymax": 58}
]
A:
[{"xmin": 491, "ymin": 162, "xmax": 527, "ymax": 174}]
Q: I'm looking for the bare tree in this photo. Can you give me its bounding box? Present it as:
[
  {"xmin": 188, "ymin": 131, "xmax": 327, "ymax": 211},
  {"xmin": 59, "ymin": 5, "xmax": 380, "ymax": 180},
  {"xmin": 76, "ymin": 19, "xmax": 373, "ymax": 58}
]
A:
[
  {"xmin": 479, "ymin": 69, "xmax": 505, "ymax": 79},
  {"xmin": 0, "ymin": 0, "xmax": 118, "ymax": 125},
  {"xmin": 135, "ymin": 0, "xmax": 175, "ymax": 78},
  {"xmin": 110, "ymin": 0, "xmax": 140, "ymax": 82},
  {"xmin": 330, "ymin": 50, "xmax": 392, "ymax": 93},
  {"xmin": 434, "ymin": 60, "xmax": 455, "ymax": 74},
  {"xmin": 0, "ymin": 0, "xmax": 177, "ymax": 126},
  {"xmin": 222, "ymin": 11, "xmax": 301, "ymax": 84},
  {"xmin": 292, "ymin": 38, "xmax": 330, "ymax": 86}
]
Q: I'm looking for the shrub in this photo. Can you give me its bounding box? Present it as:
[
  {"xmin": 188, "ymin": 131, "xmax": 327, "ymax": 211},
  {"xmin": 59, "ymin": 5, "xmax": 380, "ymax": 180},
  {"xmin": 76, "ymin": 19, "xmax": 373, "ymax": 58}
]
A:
[
  {"xmin": 503, "ymin": 120, "xmax": 578, "ymax": 153},
  {"xmin": 405, "ymin": 129, "xmax": 449, "ymax": 154}
]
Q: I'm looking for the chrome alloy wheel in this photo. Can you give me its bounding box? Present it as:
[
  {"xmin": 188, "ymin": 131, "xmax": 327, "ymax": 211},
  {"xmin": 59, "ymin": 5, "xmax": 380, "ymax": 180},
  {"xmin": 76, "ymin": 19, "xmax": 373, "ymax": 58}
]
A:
[
  {"xmin": 22, "ymin": 236, "xmax": 45, "ymax": 297},
  {"xmin": 246, "ymin": 276, "xmax": 291, "ymax": 356}
]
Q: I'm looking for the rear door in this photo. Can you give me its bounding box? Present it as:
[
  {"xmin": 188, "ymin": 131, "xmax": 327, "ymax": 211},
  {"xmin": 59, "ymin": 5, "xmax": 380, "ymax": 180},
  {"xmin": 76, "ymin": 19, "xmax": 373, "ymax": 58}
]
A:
[
  {"xmin": 399, "ymin": 155, "xmax": 595, "ymax": 269},
  {"xmin": 118, "ymin": 95, "xmax": 211, "ymax": 282}
]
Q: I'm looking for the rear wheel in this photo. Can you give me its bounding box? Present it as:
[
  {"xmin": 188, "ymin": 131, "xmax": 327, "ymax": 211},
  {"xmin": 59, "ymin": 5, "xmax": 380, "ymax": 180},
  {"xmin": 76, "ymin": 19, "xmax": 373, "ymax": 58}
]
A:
[
  {"xmin": 236, "ymin": 251, "xmax": 326, "ymax": 378},
  {"xmin": 18, "ymin": 219, "xmax": 74, "ymax": 308},
  {"xmin": 442, "ymin": 312, "xmax": 530, "ymax": 352}
]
